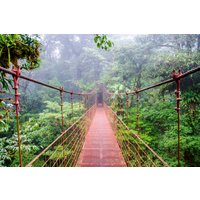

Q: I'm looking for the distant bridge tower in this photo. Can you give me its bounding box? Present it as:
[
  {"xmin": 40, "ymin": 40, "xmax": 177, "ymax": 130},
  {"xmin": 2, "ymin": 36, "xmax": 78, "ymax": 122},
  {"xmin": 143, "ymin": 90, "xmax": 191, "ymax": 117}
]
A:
[{"xmin": 96, "ymin": 83, "xmax": 104, "ymax": 107}]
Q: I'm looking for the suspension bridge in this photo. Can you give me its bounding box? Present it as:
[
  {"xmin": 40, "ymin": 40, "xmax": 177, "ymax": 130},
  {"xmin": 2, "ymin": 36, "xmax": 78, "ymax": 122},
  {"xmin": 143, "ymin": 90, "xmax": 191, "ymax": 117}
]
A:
[{"xmin": 0, "ymin": 66, "xmax": 199, "ymax": 167}]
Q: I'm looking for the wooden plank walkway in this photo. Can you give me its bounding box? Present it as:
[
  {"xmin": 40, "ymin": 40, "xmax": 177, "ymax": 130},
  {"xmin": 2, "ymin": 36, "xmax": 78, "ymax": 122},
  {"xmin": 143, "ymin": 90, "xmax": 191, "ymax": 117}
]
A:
[{"xmin": 77, "ymin": 106, "xmax": 126, "ymax": 167}]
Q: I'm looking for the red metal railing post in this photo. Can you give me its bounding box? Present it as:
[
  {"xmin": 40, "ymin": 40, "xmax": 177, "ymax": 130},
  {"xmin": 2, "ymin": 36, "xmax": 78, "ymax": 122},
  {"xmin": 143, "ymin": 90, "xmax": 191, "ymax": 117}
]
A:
[
  {"xmin": 60, "ymin": 87, "xmax": 66, "ymax": 166},
  {"xmin": 125, "ymin": 92, "xmax": 131, "ymax": 163},
  {"xmin": 172, "ymin": 69, "xmax": 182, "ymax": 167},
  {"xmin": 12, "ymin": 67, "xmax": 22, "ymax": 167},
  {"xmin": 126, "ymin": 92, "xmax": 129, "ymax": 117},
  {"xmin": 70, "ymin": 91, "xmax": 73, "ymax": 120},
  {"xmin": 60, "ymin": 87, "xmax": 64, "ymax": 132},
  {"xmin": 135, "ymin": 89, "xmax": 141, "ymax": 167}
]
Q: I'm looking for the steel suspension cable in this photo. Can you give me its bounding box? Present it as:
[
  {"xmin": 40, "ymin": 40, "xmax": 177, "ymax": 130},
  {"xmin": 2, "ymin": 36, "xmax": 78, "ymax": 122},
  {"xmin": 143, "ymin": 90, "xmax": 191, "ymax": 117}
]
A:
[{"xmin": 0, "ymin": 66, "xmax": 86, "ymax": 96}]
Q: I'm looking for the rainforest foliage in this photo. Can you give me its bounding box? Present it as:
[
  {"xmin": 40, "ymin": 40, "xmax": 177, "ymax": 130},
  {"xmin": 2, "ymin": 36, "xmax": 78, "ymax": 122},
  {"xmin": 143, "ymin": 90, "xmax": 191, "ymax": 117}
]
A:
[{"xmin": 0, "ymin": 34, "xmax": 200, "ymax": 166}]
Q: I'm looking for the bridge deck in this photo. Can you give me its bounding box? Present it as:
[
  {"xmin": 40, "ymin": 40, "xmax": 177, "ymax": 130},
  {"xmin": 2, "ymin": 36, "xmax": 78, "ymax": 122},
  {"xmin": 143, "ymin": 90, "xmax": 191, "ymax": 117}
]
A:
[{"xmin": 77, "ymin": 106, "xmax": 126, "ymax": 167}]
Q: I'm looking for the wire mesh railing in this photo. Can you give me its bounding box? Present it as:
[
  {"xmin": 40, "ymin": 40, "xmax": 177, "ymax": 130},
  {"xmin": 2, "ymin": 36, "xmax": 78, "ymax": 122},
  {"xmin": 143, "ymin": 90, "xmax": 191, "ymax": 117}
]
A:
[
  {"xmin": 104, "ymin": 103, "xmax": 169, "ymax": 167},
  {"xmin": 26, "ymin": 105, "xmax": 96, "ymax": 167}
]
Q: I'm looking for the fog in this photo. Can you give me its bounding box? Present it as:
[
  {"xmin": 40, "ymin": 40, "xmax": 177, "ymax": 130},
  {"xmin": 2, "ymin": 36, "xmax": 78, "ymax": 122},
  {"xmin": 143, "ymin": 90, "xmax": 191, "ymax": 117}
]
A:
[{"xmin": 22, "ymin": 35, "xmax": 136, "ymax": 92}]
